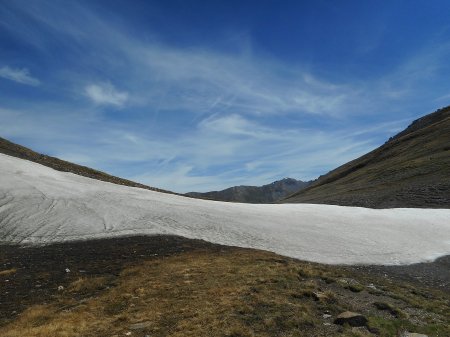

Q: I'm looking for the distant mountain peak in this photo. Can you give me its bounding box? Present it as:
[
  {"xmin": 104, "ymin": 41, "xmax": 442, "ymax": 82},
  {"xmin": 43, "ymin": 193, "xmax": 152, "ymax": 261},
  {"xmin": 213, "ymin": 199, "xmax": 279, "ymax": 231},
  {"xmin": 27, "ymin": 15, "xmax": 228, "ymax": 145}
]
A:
[{"xmin": 186, "ymin": 178, "xmax": 311, "ymax": 203}]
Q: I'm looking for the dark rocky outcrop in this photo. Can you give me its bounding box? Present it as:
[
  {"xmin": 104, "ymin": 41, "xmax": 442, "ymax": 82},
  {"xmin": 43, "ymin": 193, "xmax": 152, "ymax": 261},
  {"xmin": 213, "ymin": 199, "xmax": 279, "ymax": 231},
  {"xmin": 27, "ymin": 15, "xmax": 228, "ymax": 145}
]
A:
[{"xmin": 334, "ymin": 311, "xmax": 368, "ymax": 327}]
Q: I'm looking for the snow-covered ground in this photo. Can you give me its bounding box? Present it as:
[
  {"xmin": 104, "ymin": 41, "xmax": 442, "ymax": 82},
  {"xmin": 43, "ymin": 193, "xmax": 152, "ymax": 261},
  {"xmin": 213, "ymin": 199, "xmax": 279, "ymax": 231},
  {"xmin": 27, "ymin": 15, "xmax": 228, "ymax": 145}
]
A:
[{"xmin": 1, "ymin": 153, "xmax": 449, "ymax": 265}]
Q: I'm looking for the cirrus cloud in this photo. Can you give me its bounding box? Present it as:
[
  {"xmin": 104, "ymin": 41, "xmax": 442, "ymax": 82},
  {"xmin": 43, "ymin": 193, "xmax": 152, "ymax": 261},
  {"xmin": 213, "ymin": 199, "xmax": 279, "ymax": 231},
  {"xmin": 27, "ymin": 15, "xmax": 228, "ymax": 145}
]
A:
[
  {"xmin": 0, "ymin": 66, "xmax": 40, "ymax": 86},
  {"xmin": 85, "ymin": 82, "xmax": 128, "ymax": 107}
]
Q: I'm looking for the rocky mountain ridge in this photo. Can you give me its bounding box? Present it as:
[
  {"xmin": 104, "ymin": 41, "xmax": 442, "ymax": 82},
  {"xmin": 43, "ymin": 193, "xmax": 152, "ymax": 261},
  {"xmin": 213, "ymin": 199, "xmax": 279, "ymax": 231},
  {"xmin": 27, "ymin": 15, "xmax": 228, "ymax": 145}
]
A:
[{"xmin": 186, "ymin": 178, "xmax": 310, "ymax": 203}]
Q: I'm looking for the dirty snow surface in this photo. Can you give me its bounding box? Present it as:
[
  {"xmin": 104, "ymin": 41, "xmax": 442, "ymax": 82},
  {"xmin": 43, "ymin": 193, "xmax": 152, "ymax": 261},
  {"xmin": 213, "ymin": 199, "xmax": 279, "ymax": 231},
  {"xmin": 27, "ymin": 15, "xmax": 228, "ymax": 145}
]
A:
[{"xmin": 1, "ymin": 153, "xmax": 450, "ymax": 265}]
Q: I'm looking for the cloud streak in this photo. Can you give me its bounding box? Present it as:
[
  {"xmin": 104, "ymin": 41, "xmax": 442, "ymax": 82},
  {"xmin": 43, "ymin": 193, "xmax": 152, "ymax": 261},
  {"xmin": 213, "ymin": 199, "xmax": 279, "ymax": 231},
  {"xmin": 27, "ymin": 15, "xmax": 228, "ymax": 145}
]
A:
[
  {"xmin": 0, "ymin": 66, "xmax": 40, "ymax": 86},
  {"xmin": 85, "ymin": 83, "xmax": 128, "ymax": 107}
]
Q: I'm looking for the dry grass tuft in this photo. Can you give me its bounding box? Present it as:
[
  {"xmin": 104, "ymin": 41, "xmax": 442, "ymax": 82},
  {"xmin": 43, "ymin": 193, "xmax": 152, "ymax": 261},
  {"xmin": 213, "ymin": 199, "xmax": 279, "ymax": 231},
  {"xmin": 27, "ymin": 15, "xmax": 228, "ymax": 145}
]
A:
[
  {"xmin": 67, "ymin": 276, "xmax": 108, "ymax": 294},
  {"xmin": 0, "ymin": 268, "xmax": 17, "ymax": 276}
]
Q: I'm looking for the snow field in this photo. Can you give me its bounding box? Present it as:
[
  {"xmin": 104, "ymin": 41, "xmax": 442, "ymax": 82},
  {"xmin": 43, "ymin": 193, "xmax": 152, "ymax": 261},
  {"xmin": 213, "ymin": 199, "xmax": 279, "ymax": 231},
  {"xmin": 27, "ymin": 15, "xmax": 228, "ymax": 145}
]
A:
[{"xmin": 1, "ymin": 153, "xmax": 449, "ymax": 265}]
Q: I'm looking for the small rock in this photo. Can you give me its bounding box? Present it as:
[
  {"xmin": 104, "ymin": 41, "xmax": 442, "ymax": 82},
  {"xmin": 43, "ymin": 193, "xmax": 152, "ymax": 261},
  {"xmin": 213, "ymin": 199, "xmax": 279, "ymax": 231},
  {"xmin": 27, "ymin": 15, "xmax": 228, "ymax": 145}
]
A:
[
  {"xmin": 129, "ymin": 321, "xmax": 151, "ymax": 330},
  {"xmin": 57, "ymin": 285, "xmax": 64, "ymax": 291},
  {"xmin": 65, "ymin": 268, "xmax": 70, "ymax": 273},
  {"xmin": 311, "ymin": 291, "xmax": 329, "ymax": 301},
  {"xmin": 338, "ymin": 277, "xmax": 359, "ymax": 285},
  {"xmin": 400, "ymin": 333, "xmax": 428, "ymax": 337},
  {"xmin": 322, "ymin": 314, "xmax": 332, "ymax": 319},
  {"xmin": 125, "ymin": 332, "xmax": 132, "ymax": 336},
  {"xmin": 334, "ymin": 311, "xmax": 368, "ymax": 327}
]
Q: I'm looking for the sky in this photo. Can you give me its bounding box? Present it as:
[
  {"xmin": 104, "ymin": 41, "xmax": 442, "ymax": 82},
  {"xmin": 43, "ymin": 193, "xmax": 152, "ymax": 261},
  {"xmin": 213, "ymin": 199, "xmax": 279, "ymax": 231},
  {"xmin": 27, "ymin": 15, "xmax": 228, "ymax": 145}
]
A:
[{"xmin": 1, "ymin": 0, "xmax": 450, "ymax": 193}]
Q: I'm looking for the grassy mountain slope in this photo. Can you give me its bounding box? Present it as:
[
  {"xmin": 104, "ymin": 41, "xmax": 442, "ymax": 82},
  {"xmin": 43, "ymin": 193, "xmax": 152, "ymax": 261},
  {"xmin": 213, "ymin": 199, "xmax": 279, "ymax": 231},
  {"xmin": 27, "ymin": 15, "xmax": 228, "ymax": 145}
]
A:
[
  {"xmin": 0, "ymin": 137, "xmax": 172, "ymax": 194},
  {"xmin": 282, "ymin": 106, "xmax": 450, "ymax": 208},
  {"xmin": 186, "ymin": 178, "xmax": 310, "ymax": 203}
]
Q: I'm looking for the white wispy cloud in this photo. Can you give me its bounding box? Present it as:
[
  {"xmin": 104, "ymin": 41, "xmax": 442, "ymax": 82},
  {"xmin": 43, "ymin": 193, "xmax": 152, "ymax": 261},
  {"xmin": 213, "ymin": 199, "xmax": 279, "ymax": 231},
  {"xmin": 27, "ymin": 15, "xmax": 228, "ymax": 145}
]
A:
[
  {"xmin": 199, "ymin": 114, "xmax": 267, "ymax": 137},
  {"xmin": 0, "ymin": 66, "xmax": 40, "ymax": 86},
  {"xmin": 435, "ymin": 92, "xmax": 450, "ymax": 102},
  {"xmin": 1, "ymin": 1, "xmax": 449, "ymax": 192},
  {"xmin": 85, "ymin": 83, "xmax": 128, "ymax": 107},
  {"xmin": 6, "ymin": 0, "xmax": 447, "ymax": 118},
  {"xmin": 0, "ymin": 105, "xmax": 408, "ymax": 192},
  {"xmin": 1, "ymin": 1, "xmax": 361, "ymax": 117},
  {"xmin": 129, "ymin": 45, "xmax": 358, "ymax": 117}
]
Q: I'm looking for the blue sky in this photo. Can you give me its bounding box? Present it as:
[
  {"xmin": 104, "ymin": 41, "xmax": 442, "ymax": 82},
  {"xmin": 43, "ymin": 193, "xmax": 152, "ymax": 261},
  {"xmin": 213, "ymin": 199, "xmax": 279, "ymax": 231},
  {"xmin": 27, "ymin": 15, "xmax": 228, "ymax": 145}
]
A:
[{"xmin": 1, "ymin": 0, "xmax": 450, "ymax": 193}]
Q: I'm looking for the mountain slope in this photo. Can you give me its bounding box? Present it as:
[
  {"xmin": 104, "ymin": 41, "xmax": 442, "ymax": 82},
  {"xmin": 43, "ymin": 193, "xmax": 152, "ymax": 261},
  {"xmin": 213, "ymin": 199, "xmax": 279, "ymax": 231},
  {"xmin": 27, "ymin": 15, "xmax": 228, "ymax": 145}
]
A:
[
  {"xmin": 186, "ymin": 178, "xmax": 310, "ymax": 203},
  {"xmin": 282, "ymin": 106, "xmax": 450, "ymax": 208},
  {"xmin": 0, "ymin": 137, "xmax": 171, "ymax": 194}
]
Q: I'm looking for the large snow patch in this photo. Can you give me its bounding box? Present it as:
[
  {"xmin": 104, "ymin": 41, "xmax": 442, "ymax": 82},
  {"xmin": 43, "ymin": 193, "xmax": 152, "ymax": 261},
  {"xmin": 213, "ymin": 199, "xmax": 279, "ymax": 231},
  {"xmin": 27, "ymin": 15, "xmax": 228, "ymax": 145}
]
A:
[{"xmin": 1, "ymin": 153, "xmax": 449, "ymax": 265}]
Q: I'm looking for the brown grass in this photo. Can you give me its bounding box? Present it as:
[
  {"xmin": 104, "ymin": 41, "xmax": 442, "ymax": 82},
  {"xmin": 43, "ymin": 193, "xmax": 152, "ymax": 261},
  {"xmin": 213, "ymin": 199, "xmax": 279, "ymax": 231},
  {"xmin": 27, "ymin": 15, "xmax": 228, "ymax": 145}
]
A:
[
  {"xmin": 1, "ymin": 249, "xmax": 448, "ymax": 337},
  {"xmin": 0, "ymin": 268, "xmax": 17, "ymax": 276},
  {"xmin": 67, "ymin": 276, "xmax": 109, "ymax": 294}
]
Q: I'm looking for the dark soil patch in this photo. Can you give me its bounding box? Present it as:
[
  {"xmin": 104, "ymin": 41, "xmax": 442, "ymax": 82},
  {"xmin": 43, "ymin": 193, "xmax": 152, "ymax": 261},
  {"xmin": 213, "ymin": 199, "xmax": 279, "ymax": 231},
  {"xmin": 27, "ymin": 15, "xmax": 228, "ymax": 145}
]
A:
[
  {"xmin": 0, "ymin": 235, "xmax": 230, "ymax": 325},
  {"xmin": 346, "ymin": 255, "xmax": 450, "ymax": 289}
]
